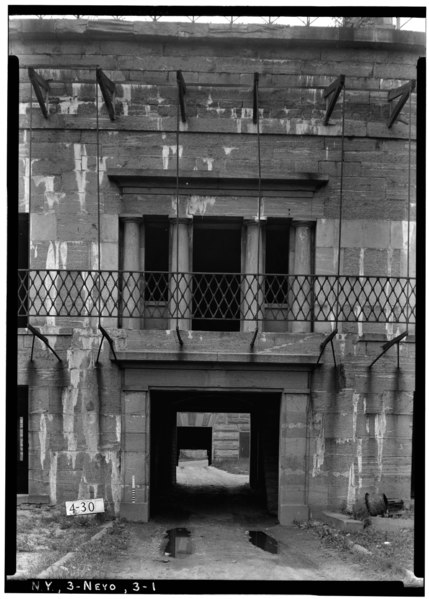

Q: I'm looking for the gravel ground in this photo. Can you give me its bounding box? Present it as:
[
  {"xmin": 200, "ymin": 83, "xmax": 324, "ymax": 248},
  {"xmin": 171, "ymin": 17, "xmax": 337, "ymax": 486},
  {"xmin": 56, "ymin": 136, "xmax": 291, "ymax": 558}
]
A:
[
  {"xmin": 98, "ymin": 462, "xmax": 415, "ymax": 583},
  {"xmin": 298, "ymin": 517, "xmax": 417, "ymax": 582},
  {"xmin": 8, "ymin": 462, "xmax": 418, "ymax": 586}
]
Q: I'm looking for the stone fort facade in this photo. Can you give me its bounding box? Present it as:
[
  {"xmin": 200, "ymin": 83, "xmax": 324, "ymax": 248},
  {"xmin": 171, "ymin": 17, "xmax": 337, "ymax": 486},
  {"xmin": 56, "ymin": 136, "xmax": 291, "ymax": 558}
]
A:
[{"xmin": 11, "ymin": 17, "xmax": 421, "ymax": 523}]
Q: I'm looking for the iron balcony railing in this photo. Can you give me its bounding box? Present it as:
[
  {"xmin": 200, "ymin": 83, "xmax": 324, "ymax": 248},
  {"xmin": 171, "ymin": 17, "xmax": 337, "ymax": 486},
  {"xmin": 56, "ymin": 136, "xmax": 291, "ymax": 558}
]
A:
[{"xmin": 17, "ymin": 270, "xmax": 416, "ymax": 325}]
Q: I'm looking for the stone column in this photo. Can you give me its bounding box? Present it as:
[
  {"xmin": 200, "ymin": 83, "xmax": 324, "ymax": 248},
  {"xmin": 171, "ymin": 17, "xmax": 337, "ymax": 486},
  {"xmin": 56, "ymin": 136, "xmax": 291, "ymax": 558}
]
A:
[
  {"xmin": 122, "ymin": 215, "xmax": 142, "ymax": 329},
  {"xmin": 169, "ymin": 217, "xmax": 192, "ymax": 330},
  {"xmin": 242, "ymin": 218, "xmax": 265, "ymax": 332},
  {"xmin": 278, "ymin": 392, "xmax": 310, "ymax": 524},
  {"xmin": 291, "ymin": 221, "xmax": 313, "ymax": 333}
]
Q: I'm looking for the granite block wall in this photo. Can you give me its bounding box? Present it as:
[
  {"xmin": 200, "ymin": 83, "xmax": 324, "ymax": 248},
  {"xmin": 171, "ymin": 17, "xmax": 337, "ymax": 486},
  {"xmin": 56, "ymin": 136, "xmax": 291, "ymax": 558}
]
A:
[{"xmin": 12, "ymin": 19, "xmax": 419, "ymax": 516}]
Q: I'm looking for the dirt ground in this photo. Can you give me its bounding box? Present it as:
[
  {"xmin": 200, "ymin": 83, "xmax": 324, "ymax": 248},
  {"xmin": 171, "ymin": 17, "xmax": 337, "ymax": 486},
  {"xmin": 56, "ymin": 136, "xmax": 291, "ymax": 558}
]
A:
[
  {"xmin": 11, "ymin": 504, "xmax": 110, "ymax": 579},
  {"xmin": 10, "ymin": 461, "xmax": 418, "ymax": 585}
]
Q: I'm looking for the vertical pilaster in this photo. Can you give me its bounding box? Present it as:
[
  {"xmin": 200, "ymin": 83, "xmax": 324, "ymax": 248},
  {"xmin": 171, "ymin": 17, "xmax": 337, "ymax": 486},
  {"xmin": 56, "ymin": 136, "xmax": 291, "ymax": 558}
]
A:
[
  {"xmin": 120, "ymin": 390, "xmax": 150, "ymax": 522},
  {"xmin": 278, "ymin": 392, "xmax": 310, "ymax": 524},
  {"xmin": 122, "ymin": 215, "xmax": 142, "ymax": 329},
  {"xmin": 169, "ymin": 217, "xmax": 192, "ymax": 330},
  {"xmin": 291, "ymin": 221, "xmax": 313, "ymax": 333},
  {"xmin": 99, "ymin": 215, "xmax": 119, "ymax": 329},
  {"xmin": 242, "ymin": 218, "xmax": 264, "ymax": 332}
]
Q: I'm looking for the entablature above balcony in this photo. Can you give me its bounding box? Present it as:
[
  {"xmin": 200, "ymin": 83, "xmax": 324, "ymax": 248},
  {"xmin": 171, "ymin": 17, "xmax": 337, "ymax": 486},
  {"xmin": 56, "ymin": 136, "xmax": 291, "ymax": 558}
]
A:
[
  {"xmin": 109, "ymin": 169, "xmax": 329, "ymax": 219},
  {"xmin": 108, "ymin": 169, "xmax": 329, "ymax": 196}
]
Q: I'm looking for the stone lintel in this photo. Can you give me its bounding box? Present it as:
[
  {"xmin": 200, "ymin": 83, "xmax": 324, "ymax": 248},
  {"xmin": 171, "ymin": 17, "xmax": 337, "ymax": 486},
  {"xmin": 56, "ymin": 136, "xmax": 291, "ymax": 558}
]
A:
[
  {"xmin": 113, "ymin": 350, "xmax": 321, "ymax": 366},
  {"xmin": 108, "ymin": 170, "xmax": 329, "ymax": 194}
]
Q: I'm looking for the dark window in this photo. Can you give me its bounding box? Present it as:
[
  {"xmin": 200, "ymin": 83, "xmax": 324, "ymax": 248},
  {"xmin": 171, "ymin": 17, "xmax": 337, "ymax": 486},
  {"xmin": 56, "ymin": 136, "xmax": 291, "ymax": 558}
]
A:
[
  {"xmin": 17, "ymin": 214, "xmax": 29, "ymax": 327},
  {"xmin": 239, "ymin": 431, "xmax": 250, "ymax": 458},
  {"xmin": 17, "ymin": 386, "xmax": 28, "ymax": 494},
  {"xmin": 265, "ymin": 221, "xmax": 290, "ymax": 304},
  {"xmin": 144, "ymin": 218, "xmax": 169, "ymax": 302},
  {"xmin": 177, "ymin": 426, "xmax": 213, "ymax": 465},
  {"xmin": 192, "ymin": 219, "xmax": 241, "ymax": 331}
]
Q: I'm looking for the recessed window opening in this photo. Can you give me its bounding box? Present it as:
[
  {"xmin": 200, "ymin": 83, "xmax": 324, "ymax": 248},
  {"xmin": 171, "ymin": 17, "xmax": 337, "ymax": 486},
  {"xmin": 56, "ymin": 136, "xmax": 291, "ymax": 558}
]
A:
[
  {"xmin": 265, "ymin": 220, "xmax": 290, "ymax": 305},
  {"xmin": 144, "ymin": 217, "xmax": 169, "ymax": 302},
  {"xmin": 192, "ymin": 218, "xmax": 242, "ymax": 331}
]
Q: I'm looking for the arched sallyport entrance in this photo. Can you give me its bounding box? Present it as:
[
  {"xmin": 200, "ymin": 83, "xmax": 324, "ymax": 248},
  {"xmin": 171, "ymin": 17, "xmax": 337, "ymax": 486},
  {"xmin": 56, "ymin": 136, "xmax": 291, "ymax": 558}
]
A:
[{"xmin": 150, "ymin": 391, "xmax": 281, "ymax": 518}]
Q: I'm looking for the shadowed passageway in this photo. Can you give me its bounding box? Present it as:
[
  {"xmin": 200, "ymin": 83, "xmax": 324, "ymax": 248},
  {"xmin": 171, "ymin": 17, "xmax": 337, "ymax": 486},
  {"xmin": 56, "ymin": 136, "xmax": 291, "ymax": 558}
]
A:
[{"xmin": 151, "ymin": 460, "xmax": 267, "ymax": 523}]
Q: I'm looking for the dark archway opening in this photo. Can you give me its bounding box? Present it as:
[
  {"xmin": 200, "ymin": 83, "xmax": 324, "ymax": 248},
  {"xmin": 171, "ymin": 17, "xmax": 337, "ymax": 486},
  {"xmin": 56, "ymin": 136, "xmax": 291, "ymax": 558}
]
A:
[{"xmin": 150, "ymin": 391, "xmax": 280, "ymax": 520}]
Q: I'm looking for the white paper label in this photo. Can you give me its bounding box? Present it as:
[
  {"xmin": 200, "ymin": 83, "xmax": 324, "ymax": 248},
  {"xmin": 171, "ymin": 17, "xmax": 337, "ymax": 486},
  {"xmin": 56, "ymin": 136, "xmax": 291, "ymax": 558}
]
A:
[{"xmin": 65, "ymin": 498, "xmax": 105, "ymax": 516}]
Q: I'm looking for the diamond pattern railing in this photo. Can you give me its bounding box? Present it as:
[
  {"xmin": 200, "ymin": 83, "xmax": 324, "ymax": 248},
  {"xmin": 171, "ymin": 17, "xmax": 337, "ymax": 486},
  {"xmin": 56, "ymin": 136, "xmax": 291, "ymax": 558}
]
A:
[{"xmin": 17, "ymin": 270, "xmax": 416, "ymax": 325}]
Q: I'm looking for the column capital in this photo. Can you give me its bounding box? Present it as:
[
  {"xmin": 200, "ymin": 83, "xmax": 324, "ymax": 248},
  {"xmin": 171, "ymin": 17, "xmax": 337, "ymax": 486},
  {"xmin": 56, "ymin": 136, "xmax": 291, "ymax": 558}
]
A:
[
  {"xmin": 121, "ymin": 213, "xmax": 142, "ymax": 223},
  {"xmin": 243, "ymin": 216, "xmax": 267, "ymax": 226},
  {"xmin": 168, "ymin": 216, "xmax": 193, "ymax": 225},
  {"xmin": 292, "ymin": 219, "xmax": 315, "ymax": 229}
]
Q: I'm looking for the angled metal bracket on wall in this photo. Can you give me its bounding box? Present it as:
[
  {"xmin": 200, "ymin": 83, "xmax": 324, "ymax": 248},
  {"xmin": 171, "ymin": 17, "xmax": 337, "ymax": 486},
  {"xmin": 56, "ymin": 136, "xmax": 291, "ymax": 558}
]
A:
[
  {"xmin": 253, "ymin": 72, "xmax": 259, "ymax": 124},
  {"xmin": 316, "ymin": 329, "xmax": 338, "ymax": 367},
  {"xmin": 96, "ymin": 67, "xmax": 116, "ymax": 121},
  {"xmin": 387, "ymin": 80, "xmax": 416, "ymax": 128},
  {"xmin": 369, "ymin": 331, "xmax": 408, "ymax": 369},
  {"xmin": 28, "ymin": 68, "xmax": 50, "ymax": 118},
  {"xmin": 28, "ymin": 324, "xmax": 61, "ymax": 362},
  {"xmin": 177, "ymin": 70, "xmax": 187, "ymax": 123},
  {"xmin": 323, "ymin": 75, "xmax": 345, "ymax": 125},
  {"xmin": 250, "ymin": 326, "xmax": 259, "ymax": 349},
  {"xmin": 175, "ymin": 326, "xmax": 184, "ymax": 347},
  {"xmin": 96, "ymin": 324, "xmax": 118, "ymax": 363}
]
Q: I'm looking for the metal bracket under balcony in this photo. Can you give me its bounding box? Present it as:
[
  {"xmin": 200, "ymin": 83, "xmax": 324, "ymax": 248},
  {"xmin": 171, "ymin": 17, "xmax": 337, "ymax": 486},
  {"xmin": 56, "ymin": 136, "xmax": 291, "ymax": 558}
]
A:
[
  {"xmin": 96, "ymin": 325, "xmax": 118, "ymax": 364},
  {"xmin": 28, "ymin": 324, "xmax": 61, "ymax": 362},
  {"xmin": 369, "ymin": 331, "xmax": 409, "ymax": 369}
]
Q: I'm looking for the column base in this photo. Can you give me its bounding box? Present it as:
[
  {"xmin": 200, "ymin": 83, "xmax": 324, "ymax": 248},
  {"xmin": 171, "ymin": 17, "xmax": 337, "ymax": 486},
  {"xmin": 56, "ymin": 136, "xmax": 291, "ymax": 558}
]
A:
[
  {"xmin": 120, "ymin": 502, "xmax": 149, "ymax": 522},
  {"xmin": 278, "ymin": 503, "xmax": 309, "ymax": 525}
]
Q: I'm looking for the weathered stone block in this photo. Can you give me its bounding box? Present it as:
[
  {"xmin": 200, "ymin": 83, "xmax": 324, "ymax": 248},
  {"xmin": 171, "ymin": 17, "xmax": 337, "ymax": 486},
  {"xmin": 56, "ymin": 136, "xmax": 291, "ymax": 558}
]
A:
[
  {"xmin": 100, "ymin": 242, "xmax": 119, "ymax": 269},
  {"xmin": 315, "ymin": 218, "xmax": 338, "ymax": 249},
  {"xmin": 341, "ymin": 220, "xmax": 365, "ymax": 248},
  {"xmin": 29, "ymin": 387, "xmax": 51, "ymax": 412},
  {"xmin": 278, "ymin": 503, "xmax": 309, "ymax": 525},
  {"xmin": 123, "ymin": 452, "xmax": 148, "ymax": 484},
  {"xmin": 278, "ymin": 483, "xmax": 306, "ymax": 505},
  {"xmin": 123, "ymin": 392, "xmax": 147, "ymax": 414},
  {"xmin": 324, "ymin": 413, "xmax": 354, "ymax": 439},
  {"xmin": 101, "ymin": 214, "xmax": 119, "ymax": 243},
  {"xmin": 31, "ymin": 213, "xmax": 57, "ymax": 241},
  {"xmin": 280, "ymin": 438, "xmax": 307, "ymax": 467},
  {"xmin": 123, "ymin": 432, "xmax": 146, "ymax": 452},
  {"xmin": 120, "ymin": 501, "xmax": 149, "ymax": 522},
  {"xmin": 124, "ymin": 414, "xmax": 147, "ymax": 434}
]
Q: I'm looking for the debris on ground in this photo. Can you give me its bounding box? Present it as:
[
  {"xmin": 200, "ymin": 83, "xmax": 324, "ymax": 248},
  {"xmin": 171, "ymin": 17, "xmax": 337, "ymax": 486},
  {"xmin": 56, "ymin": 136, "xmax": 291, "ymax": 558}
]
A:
[
  {"xmin": 293, "ymin": 517, "xmax": 415, "ymax": 582},
  {"xmin": 365, "ymin": 493, "xmax": 388, "ymax": 517}
]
